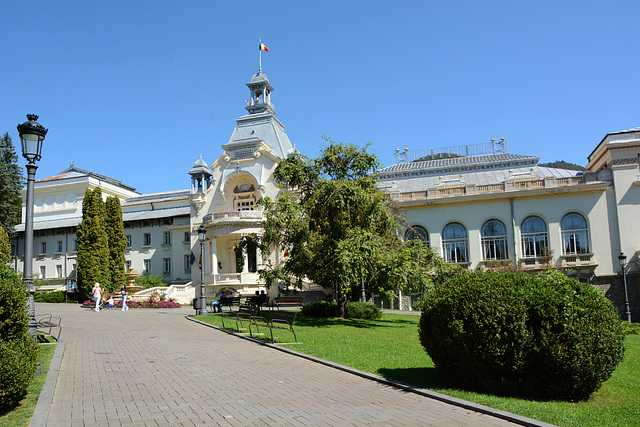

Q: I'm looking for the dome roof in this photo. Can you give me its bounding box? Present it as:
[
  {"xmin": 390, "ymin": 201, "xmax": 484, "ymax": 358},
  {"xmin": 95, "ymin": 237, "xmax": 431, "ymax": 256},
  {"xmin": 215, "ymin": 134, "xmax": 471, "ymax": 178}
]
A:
[
  {"xmin": 251, "ymin": 72, "xmax": 269, "ymax": 83},
  {"xmin": 189, "ymin": 156, "xmax": 212, "ymax": 176}
]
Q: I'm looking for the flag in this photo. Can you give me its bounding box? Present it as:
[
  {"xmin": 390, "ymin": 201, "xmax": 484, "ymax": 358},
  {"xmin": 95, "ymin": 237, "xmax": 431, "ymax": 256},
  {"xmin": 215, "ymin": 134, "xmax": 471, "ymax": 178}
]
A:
[
  {"xmin": 190, "ymin": 251, "xmax": 195, "ymax": 266},
  {"xmin": 260, "ymin": 43, "xmax": 269, "ymax": 52},
  {"xmin": 198, "ymin": 254, "xmax": 202, "ymax": 269}
]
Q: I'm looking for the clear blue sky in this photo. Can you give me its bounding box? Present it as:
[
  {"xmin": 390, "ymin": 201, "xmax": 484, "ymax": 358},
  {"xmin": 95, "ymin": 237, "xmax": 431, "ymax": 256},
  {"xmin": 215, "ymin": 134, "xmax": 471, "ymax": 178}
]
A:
[{"xmin": 2, "ymin": 1, "xmax": 638, "ymax": 194}]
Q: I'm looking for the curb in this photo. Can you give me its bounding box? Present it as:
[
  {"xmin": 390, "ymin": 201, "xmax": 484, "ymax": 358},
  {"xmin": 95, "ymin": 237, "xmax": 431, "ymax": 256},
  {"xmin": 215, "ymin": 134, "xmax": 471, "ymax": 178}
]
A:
[
  {"xmin": 30, "ymin": 338, "xmax": 66, "ymax": 427},
  {"xmin": 187, "ymin": 315, "xmax": 556, "ymax": 427}
]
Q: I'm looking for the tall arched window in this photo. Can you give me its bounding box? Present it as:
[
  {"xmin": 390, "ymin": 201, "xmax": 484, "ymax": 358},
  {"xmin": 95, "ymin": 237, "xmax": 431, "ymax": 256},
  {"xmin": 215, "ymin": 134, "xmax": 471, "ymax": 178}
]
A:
[
  {"xmin": 561, "ymin": 213, "xmax": 589, "ymax": 255},
  {"xmin": 442, "ymin": 222, "xmax": 468, "ymax": 263},
  {"xmin": 521, "ymin": 215, "xmax": 548, "ymax": 258},
  {"xmin": 481, "ymin": 219, "xmax": 508, "ymax": 261},
  {"xmin": 405, "ymin": 225, "xmax": 429, "ymax": 247}
]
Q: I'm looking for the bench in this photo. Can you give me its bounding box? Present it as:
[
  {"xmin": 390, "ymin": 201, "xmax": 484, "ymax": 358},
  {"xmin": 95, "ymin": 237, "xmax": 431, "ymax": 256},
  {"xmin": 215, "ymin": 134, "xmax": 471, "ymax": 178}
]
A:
[
  {"xmin": 245, "ymin": 295, "xmax": 270, "ymax": 310},
  {"xmin": 273, "ymin": 295, "xmax": 304, "ymax": 310},
  {"xmin": 211, "ymin": 296, "xmax": 241, "ymax": 312},
  {"xmin": 221, "ymin": 304, "xmax": 258, "ymax": 332},
  {"xmin": 35, "ymin": 314, "xmax": 62, "ymax": 341},
  {"xmin": 249, "ymin": 311, "xmax": 298, "ymax": 343}
]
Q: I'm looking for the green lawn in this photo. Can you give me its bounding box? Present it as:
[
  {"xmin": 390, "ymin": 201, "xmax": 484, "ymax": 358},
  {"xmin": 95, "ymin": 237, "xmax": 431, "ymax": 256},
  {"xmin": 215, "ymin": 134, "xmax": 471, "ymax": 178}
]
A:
[
  {"xmin": 0, "ymin": 343, "xmax": 58, "ymax": 427},
  {"xmin": 194, "ymin": 312, "xmax": 640, "ymax": 426}
]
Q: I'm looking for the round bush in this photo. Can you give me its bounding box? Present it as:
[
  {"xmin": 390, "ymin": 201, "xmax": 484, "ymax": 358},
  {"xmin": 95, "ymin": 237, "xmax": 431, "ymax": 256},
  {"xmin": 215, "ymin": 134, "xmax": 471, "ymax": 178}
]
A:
[
  {"xmin": 301, "ymin": 301, "xmax": 339, "ymax": 317},
  {"xmin": 0, "ymin": 265, "xmax": 31, "ymax": 341},
  {"xmin": 419, "ymin": 270, "xmax": 625, "ymax": 401},
  {"xmin": 346, "ymin": 301, "xmax": 381, "ymax": 319},
  {"xmin": 0, "ymin": 335, "xmax": 38, "ymax": 410},
  {"xmin": 34, "ymin": 290, "xmax": 65, "ymax": 303}
]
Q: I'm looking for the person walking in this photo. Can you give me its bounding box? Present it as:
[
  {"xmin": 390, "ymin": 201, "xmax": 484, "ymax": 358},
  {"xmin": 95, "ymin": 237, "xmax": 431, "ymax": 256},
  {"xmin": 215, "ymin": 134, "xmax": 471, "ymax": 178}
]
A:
[
  {"xmin": 92, "ymin": 282, "xmax": 103, "ymax": 312},
  {"xmin": 121, "ymin": 284, "xmax": 129, "ymax": 311}
]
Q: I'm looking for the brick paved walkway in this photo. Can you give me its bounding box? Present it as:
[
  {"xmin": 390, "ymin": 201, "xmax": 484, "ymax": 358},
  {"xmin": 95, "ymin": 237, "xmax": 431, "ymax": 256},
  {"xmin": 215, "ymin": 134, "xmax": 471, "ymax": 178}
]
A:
[{"xmin": 33, "ymin": 303, "xmax": 551, "ymax": 426}]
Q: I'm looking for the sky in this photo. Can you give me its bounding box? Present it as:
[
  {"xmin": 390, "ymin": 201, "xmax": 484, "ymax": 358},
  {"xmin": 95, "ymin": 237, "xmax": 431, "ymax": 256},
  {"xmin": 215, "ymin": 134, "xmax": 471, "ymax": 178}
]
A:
[{"xmin": 2, "ymin": 1, "xmax": 639, "ymax": 195}]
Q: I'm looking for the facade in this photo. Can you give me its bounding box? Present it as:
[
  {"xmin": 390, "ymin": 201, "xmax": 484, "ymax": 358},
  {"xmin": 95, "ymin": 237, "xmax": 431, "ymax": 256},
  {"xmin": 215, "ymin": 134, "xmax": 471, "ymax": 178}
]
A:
[
  {"xmin": 378, "ymin": 130, "xmax": 640, "ymax": 317},
  {"xmin": 9, "ymin": 66, "xmax": 639, "ymax": 318}
]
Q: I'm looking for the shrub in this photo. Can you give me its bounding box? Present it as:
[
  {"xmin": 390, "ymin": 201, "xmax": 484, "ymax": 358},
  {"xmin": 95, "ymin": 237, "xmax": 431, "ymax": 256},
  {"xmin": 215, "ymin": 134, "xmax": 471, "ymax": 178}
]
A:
[
  {"xmin": 134, "ymin": 272, "xmax": 168, "ymax": 289},
  {"xmin": 0, "ymin": 265, "xmax": 39, "ymax": 411},
  {"xmin": 301, "ymin": 301, "xmax": 339, "ymax": 317},
  {"xmin": 419, "ymin": 270, "xmax": 625, "ymax": 401},
  {"xmin": 346, "ymin": 301, "xmax": 381, "ymax": 319},
  {"xmin": 34, "ymin": 290, "xmax": 65, "ymax": 303}
]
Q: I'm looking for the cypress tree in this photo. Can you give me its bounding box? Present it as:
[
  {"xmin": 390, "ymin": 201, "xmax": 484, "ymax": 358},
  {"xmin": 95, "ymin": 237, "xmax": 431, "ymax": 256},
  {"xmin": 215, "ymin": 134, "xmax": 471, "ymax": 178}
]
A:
[
  {"xmin": 0, "ymin": 133, "xmax": 23, "ymax": 237},
  {"xmin": 105, "ymin": 196, "xmax": 126, "ymax": 292},
  {"xmin": 76, "ymin": 188, "xmax": 110, "ymax": 299}
]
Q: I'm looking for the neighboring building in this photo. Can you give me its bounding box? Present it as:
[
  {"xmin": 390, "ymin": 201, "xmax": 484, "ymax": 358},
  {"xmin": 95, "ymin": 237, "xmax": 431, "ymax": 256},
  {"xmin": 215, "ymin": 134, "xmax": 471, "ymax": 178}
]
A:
[{"xmin": 378, "ymin": 129, "xmax": 640, "ymax": 317}]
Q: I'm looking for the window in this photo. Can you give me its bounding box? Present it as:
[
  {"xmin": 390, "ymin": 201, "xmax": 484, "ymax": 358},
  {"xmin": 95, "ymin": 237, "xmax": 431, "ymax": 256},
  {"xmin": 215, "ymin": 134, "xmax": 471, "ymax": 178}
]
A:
[
  {"xmin": 405, "ymin": 225, "xmax": 429, "ymax": 247},
  {"xmin": 184, "ymin": 254, "xmax": 191, "ymax": 271},
  {"xmin": 163, "ymin": 258, "xmax": 171, "ymax": 273},
  {"xmin": 163, "ymin": 231, "xmax": 171, "ymax": 245},
  {"xmin": 183, "ymin": 232, "xmax": 190, "ymax": 243},
  {"xmin": 39, "ymin": 266, "xmax": 46, "ymax": 279},
  {"xmin": 442, "ymin": 222, "xmax": 469, "ymax": 264},
  {"xmin": 56, "ymin": 240, "xmax": 63, "ymax": 253},
  {"xmin": 125, "ymin": 260, "xmax": 131, "ymax": 272},
  {"xmin": 236, "ymin": 200, "xmax": 254, "ymax": 211},
  {"xmin": 40, "ymin": 242, "xmax": 47, "ymax": 255},
  {"xmin": 481, "ymin": 219, "xmax": 508, "ymax": 261},
  {"xmin": 73, "ymin": 239, "xmax": 78, "ymax": 251},
  {"xmin": 10, "ymin": 244, "xmax": 15, "ymax": 257},
  {"xmin": 56, "ymin": 265, "xmax": 63, "ymax": 278},
  {"xmin": 521, "ymin": 216, "xmax": 548, "ymax": 258},
  {"xmin": 126, "ymin": 235, "xmax": 132, "ymax": 248},
  {"xmin": 561, "ymin": 213, "xmax": 589, "ymax": 255},
  {"xmin": 143, "ymin": 233, "xmax": 151, "ymax": 247},
  {"xmin": 143, "ymin": 259, "xmax": 151, "ymax": 273}
]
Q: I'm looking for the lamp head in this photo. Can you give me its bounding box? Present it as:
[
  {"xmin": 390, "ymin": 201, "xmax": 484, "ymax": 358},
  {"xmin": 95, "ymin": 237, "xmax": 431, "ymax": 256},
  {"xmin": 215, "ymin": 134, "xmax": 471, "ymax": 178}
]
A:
[
  {"xmin": 197, "ymin": 225, "xmax": 206, "ymax": 242},
  {"xmin": 618, "ymin": 252, "xmax": 627, "ymax": 268},
  {"xmin": 17, "ymin": 114, "xmax": 47, "ymax": 163}
]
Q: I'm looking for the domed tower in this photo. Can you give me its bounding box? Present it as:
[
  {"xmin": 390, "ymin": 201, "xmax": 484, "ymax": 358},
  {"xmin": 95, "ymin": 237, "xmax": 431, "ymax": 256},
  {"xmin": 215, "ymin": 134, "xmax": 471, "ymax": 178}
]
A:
[{"xmin": 188, "ymin": 155, "xmax": 213, "ymax": 214}]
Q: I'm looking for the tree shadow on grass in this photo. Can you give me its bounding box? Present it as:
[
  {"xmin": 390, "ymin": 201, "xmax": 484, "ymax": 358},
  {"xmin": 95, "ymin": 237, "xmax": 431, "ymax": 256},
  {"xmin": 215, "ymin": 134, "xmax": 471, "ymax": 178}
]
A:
[
  {"xmin": 377, "ymin": 366, "xmax": 449, "ymax": 390},
  {"xmin": 293, "ymin": 315, "xmax": 417, "ymax": 329}
]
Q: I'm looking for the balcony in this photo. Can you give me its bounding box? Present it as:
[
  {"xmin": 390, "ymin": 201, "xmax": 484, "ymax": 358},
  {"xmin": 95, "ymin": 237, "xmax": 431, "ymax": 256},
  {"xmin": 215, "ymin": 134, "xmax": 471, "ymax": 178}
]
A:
[{"xmin": 205, "ymin": 211, "xmax": 265, "ymax": 228}]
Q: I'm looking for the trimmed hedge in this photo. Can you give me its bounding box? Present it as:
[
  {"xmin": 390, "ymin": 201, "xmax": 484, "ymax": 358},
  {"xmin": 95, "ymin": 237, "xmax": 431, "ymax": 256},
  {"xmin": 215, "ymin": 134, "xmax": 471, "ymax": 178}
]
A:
[
  {"xmin": 346, "ymin": 301, "xmax": 382, "ymax": 319},
  {"xmin": 419, "ymin": 270, "xmax": 625, "ymax": 401},
  {"xmin": 34, "ymin": 290, "xmax": 66, "ymax": 303},
  {"xmin": 0, "ymin": 265, "xmax": 39, "ymax": 411},
  {"xmin": 301, "ymin": 301, "xmax": 339, "ymax": 317}
]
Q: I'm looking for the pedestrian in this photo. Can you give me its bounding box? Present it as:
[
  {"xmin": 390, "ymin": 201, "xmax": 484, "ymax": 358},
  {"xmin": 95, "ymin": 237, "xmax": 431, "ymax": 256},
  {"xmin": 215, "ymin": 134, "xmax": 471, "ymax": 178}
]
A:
[
  {"xmin": 121, "ymin": 284, "xmax": 129, "ymax": 311},
  {"xmin": 107, "ymin": 294, "xmax": 114, "ymax": 310},
  {"xmin": 92, "ymin": 282, "xmax": 103, "ymax": 312}
]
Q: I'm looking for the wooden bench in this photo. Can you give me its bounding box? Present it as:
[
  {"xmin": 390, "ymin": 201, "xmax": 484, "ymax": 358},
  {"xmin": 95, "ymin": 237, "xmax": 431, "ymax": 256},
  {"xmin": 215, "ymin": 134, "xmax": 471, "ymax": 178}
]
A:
[
  {"xmin": 211, "ymin": 296, "xmax": 241, "ymax": 312},
  {"xmin": 249, "ymin": 311, "xmax": 298, "ymax": 343},
  {"xmin": 273, "ymin": 295, "xmax": 304, "ymax": 310},
  {"xmin": 221, "ymin": 304, "xmax": 258, "ymax": 332},
  {"xmin": 245, "ymin": 295, "xmax": 270, "ymax": 309},
  {"xmin": 36, "ymin": 314, "xmax": 62, "ymax": 341}
]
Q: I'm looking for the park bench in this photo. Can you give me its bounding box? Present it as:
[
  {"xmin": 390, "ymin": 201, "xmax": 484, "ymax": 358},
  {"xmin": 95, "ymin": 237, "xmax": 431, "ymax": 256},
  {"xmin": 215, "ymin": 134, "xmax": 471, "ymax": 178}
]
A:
[
  {"xmin": 245, "ymin": 295, "xmax": 270, "ymax": 310},
  {"xmin": 35, "ymin": 314, "xmax": 62, "ymax": 341},
  {"xmin": 249, "ymin": 311, "xmax": 298, "ymax": 343},
  {"xmin": 211, "ymin": 296, "xmax": 241, "ymax": 312},
  {"xmin": 273, "ymin": 295, "xmax": 304, "ymax": 310},
  {"xmin": 221, "ymin": 304, "xmax": 258, "ymax": 333}
]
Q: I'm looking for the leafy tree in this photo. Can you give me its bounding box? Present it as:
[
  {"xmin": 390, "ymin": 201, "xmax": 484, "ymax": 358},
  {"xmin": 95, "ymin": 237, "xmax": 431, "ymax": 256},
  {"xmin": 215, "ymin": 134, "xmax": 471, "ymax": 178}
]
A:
[
  {"xmin": 0, "ymin": 133, "xmax": 23, "ymax": 236},
  {"xmin": 76, "ymin": 188, "xmax": 110, "ymax": 299},
  {"xmin": 413, "ymin": 152, "xmax": 463, "ymax": 162},
  {"xmin": 134, "ymin": 272, "xmax": 168, "ymax": 289},
  {"xmin": 0, "ymin": 227, "xmax": 10, "ymax": 265},
  {"xmin": 538, "ymin": 160, "xmax": 586, "ymax": 171},
  {"xmin": 259, "ymin": 137, "xmax": 437, "ymax": 317},
  {"xmin": 105, "ymin": 196, "xmax": 126, "ymax": 291}
]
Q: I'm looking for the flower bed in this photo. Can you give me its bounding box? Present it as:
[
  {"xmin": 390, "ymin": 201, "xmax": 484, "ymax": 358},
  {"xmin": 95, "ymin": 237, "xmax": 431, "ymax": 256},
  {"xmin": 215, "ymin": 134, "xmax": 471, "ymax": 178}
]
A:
[{"xmin": 82, "ymin": 299, "xmax": 181, "ymax": 309}]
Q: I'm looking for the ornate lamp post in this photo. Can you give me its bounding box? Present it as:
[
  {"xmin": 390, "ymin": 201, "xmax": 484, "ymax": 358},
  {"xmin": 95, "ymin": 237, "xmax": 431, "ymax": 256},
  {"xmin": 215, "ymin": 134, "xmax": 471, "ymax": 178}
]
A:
[
  {"xmin": 17, "ymin": 114, "xmax": 48, "ymax": 340},
  {"xmin": 197, "ymin": 224, "xmax": 208, "ymax": 315},
  {"xmin": 618, "ymin": 253, "xmax": 631, "ymax": 323}
]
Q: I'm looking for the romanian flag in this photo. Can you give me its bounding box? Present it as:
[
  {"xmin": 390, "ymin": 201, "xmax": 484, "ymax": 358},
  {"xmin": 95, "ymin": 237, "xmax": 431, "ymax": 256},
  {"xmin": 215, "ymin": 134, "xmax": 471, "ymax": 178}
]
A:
[{"xmin": 260, "ymin": 43, "xmax": 269, "ymax": 52}]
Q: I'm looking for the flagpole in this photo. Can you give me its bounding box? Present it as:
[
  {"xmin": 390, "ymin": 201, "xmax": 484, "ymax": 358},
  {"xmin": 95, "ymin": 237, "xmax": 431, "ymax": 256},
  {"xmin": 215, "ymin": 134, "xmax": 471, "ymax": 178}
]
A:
[{"xmin": 259, "ymin": 37, "xmax": 262, "ymax": 72}]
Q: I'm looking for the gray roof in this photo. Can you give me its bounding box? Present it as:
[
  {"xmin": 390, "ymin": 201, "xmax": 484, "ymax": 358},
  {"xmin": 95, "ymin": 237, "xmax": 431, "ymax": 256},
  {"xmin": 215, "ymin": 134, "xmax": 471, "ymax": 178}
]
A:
[
  {"xmin": 37, "ymin": 166, "xmax": 137, "ymax": 192},
  {"xmin": 124, "ymin": 190, "xmax": 190, "ymax": 205},
  {"xmin": 122, "ymin": 206, "xmax": 190, "ymax": 221}
]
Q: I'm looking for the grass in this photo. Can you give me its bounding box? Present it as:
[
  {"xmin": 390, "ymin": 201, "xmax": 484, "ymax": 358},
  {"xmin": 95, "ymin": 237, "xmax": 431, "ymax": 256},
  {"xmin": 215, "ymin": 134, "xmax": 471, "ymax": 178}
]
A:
[
  {"xmin": 0, "ymin": 342, "xmax": 57, "ymax": 427},
  {"xmin": 194, "ymin": 311, "xmax": 640, "ymax": 426}
]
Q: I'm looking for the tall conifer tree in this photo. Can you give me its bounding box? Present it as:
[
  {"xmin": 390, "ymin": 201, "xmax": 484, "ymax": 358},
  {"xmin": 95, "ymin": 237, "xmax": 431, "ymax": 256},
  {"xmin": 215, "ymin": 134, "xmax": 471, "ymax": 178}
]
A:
[
  {"xmin": 76, "ymin": 188, "xmax": 110, "ymax": 299},
  {"xmin": 105, "ymin": 196, "xmax": 126, "ymax": 292},
  {"xmin": 0, "ymin": 133, "xmax": 23, "ymax": 236}
]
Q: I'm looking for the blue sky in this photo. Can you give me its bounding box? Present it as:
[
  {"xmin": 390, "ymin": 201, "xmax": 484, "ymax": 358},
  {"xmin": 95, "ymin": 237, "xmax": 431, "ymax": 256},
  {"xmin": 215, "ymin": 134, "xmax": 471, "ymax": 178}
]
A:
[{"xmin": 2, "ymin": 1, "xmax": 638, "ymax": 194}]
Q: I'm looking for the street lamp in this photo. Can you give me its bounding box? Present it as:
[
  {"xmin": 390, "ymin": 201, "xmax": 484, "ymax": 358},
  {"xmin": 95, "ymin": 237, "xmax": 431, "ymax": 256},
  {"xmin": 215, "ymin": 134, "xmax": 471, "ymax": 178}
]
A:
[
  {"xmin": 17, "ymin": 114, "xmax": 48, "ymax": 341},
  {"xmin": 197, "ymin": 224, "xmax": 208, "ymax": 315},
  {"xmin": 618, "ymin": 253, "xmax": 631, "ymax": 323}
]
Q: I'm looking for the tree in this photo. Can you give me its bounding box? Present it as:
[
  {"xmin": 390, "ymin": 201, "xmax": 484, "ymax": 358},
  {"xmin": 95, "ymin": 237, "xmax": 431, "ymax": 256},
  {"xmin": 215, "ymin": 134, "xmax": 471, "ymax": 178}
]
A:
[
  {"xmin": 538, "ymin": 160, "xmax": 586, "ymax": 171},
  {"xmin": 0, "ymin": 227, "xmax": 10, "ymax": 265},
  {"xmin": 259, "ymin": 137, "xmax": 437, "ymax": 317},
  {"xmin": 76, "ymin": 188, "xmax": 110, "ymax": 299},
  {"xmin": 0, "ymin": 133, "xmax": 23, "ymax": 236},
  {"xmin": 105, "ymin": 196, "xmax": 126, "ymax": 292}
]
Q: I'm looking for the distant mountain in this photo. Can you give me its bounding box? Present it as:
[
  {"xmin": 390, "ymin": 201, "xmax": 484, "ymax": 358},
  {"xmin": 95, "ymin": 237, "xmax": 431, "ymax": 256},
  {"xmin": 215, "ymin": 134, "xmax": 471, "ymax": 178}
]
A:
[{"xmin": 539, "ymin": 160, "xmax": 586, "ymax": 171}]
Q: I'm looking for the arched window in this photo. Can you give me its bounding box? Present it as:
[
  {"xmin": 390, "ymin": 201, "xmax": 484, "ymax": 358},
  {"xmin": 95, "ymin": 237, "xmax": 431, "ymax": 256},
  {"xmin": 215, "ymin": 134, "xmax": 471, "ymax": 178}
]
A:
[
  {"xmin": 481, "ymin": 219, "xmax": 508, "ymax": 261},
  {"xmin": 521, "ymin": 216, "xmax": 548, "ymax": 258},
  {"xmin": 405, "ymin": 225, "xmax": 429, "ymax": 247},
  {"xmin": 561, "ymin": 213, "xmax": 589, "ymax": 255},
  {"xmin": 442, "ymin": 222, "xmax": 468, "ymax": 263}
]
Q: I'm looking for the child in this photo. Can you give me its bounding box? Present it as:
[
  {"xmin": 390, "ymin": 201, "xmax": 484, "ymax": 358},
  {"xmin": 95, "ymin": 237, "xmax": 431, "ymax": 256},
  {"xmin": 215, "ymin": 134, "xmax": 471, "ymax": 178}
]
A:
[{"xmin": 107, "ymin": 294, "xmax": 115, "ymax": 310}]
